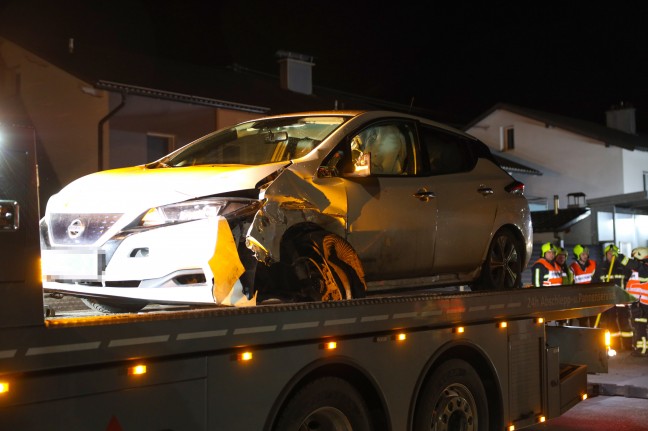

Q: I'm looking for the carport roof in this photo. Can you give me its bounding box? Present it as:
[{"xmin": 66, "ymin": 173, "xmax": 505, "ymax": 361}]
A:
[
  {"xmin": 493, "ymin": 154, "xmax": 542, "ymax": 176},
  {"xmin": 531, "ymin": 207, "xmax": 591, "ymax": 234}
]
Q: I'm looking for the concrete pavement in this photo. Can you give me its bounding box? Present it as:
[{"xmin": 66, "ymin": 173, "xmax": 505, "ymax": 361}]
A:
[{"xmin": 588, "ymin": 349, "xmax": 648, "ymax": 399}]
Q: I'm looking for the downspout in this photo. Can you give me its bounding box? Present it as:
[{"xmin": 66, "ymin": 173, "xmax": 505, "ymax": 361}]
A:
[{"xmin": 97, "ymin": 91, "xmax": 127, "ymax": 171}]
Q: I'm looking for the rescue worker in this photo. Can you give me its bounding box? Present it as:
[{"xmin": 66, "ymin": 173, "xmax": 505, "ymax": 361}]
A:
[
  {"xmin": 568, "ymin": 244, "xmax": 596, "ymax": 326},
  {"xmin": 624, "ymin": 247, "xmax": 648, "ymax": 356},
  {"xmin": 593, "ymin": 244, "xmax": 633, "ymax": 350},
  {"xmin": 569, "ymin": 245, "xmax": 596, "ymax": 284},
  {"xmin": 554, "ymin": 246, "xmax": 573, "ymax": 285},
  {"xmin": 532, "ymin": 242, "xmax": 562, "ymax": 287}
]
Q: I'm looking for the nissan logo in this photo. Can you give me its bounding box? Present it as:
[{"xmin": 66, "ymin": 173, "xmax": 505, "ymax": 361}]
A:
[{"xmin": 67, "ymin": 218, "xmax": 85, "ymax": 239}]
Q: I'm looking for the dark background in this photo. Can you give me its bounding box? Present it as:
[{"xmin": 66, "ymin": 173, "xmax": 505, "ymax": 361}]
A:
[{"xmin": 2, "ymin": 0, "xmax": 648, "ymax": 128}]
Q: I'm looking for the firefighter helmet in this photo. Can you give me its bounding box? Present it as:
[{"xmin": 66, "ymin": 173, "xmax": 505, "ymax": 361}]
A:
[
  {"xmin": 604, "ymin": 244, "xmax": 619, "ymax": 256},
  {"xmin": 632, "ymin": 247, "xmax": 648, "ymax": 260},
  {"xmin": 555, "ymin": 246, "xmax": 566, "ymax": 256},
  {"xmin": 541, "ymin": 242, "xmax": 555, "ymax": 255},
  {"xmin": 573, "ymin": 244, "xmax": 589, "ymax": 258}
]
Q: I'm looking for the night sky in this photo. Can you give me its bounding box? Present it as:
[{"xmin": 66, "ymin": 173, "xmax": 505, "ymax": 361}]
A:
[{"xmin": 2, "ymin": 1, "xmax": 648, "ymax": 128}]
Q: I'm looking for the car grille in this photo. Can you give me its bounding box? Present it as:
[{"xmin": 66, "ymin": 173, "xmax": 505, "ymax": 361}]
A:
[{"xmin": 49, "ymin": 213, "xmax": 124, "ymax": 245}]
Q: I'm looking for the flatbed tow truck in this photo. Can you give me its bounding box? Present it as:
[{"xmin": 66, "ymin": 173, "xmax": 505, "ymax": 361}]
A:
[{"xmin": 0, "ymin": 122, "xmax": 634, "ymax": 430}]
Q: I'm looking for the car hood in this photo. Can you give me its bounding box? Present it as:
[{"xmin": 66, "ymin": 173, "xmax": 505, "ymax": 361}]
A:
[{"xmin": 46, "ymin": 163, "xmax": 290, "ymax": 214}]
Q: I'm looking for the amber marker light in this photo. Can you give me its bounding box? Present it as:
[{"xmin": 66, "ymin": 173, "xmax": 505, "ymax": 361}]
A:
[
  {"xmin": 453, "ymin": 326, "xmax": 465, "ymax": 334},
  {"xmin": 128, "ymin": 364, "xmax": 147, "ymax": 376},
  {"xmin": 395, "ymin": 333, "xmax": 407, "ymax": 341},
  {"xmin": 508, "ymin": 425, "xmax": 515, "ymax": 431},
  {"xmin": 0, "ymin": 381, "xmax": 9, "ymax": 394},
  {"xmin": 325, "ymin": 341, "xmax": 337, "ymax": 350},
  {"xmin": 535, "ymin": 317, "xmax": 545, "ymax": 324},
  {"xmin": 498, "ymin": 321, "xmax": 508, "ymax": 329},
  {"xmin": 539, "ymin": 415, "xmax": 546, "ymax": 423},
  {"xmin": 581, "ymin": 393, "xmax": 588, "ymax": 401},
  {"xmin": 605, "ymin": 330, "xmax": 611, "ymax": 348},
  {"xmin": 238, "ymin": 351, "xmax": 253, "ymax": 362}
]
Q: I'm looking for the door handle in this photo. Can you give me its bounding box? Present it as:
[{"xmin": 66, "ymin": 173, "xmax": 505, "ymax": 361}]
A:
[
  {"xmin": 477, "ymin": 187, "xmax": 493, "ymax": 196},
  {"xmin": 413, "ymin": 190, "xmax": 436, "ymax": 201}
]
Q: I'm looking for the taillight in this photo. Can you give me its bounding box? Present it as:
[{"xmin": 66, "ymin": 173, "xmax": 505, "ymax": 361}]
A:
[{"xmin": 505, "ymin": 180, "xmax": 525, "ymax": 194}]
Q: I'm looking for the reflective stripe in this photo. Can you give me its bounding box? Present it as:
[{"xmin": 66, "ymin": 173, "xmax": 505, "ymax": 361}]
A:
[
  {"xmin": 570, "ymin": 260, "xmax": 596, "ymax": 284},
  {"xmin": 534, "ymin": 258, "xmax": 563, "ymax": 286},
  {"xmin": 626, "ymin": 272, "xmax": 648, "ymax": 305}
]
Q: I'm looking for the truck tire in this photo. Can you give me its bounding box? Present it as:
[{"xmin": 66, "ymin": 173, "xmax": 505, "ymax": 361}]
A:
[
  {"xmin": 414, "ymin": 359, "xmax": 488, "ymax": 431},
  {"xmin": 477, "ymin": 229, "xmax": 523, "ymax": 290},
  {"xmin": 289, "ymin": 230, "xmax": 367, "ymax": 302},
  {"xmin": 81, "ymin": 297, "xmax": 147, "ymax": 313},
  {"xmin": 274, "ymin": 377, "xmax": 371, "ymax": 431}
]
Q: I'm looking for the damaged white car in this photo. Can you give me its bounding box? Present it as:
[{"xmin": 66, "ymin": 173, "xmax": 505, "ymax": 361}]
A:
[{"xmin": 40, "ymin": 111, "xmax": 532, "ymax": 313}]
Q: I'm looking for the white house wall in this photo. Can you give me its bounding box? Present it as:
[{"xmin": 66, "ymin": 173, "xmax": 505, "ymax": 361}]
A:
[
  {"xmin": 467, "ymin": 109, "xmax": 625, "ymax": 206},
  {"xmin": 621, "ymin": 148, "xmax": 648, "ymax": 193},
  {"xmin": 0, "ymin": 38, "xmax": 107, "ymax": 190}
]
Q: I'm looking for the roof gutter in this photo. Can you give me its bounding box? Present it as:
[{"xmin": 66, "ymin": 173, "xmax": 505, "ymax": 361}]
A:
[{"xmin": 97, "ymin": 91, "xmax": 126, "ymax": 171}]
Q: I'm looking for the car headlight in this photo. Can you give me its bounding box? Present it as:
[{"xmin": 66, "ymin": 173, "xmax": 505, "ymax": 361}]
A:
[{"xmin": 139, "ymin": 198, "xmax": 260, "ymax": 227}]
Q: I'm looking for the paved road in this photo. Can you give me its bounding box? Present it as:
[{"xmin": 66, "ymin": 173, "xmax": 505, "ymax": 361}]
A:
[{"xmin": 525, "ymin": 395, "xmax": 648, "ymax": 431}]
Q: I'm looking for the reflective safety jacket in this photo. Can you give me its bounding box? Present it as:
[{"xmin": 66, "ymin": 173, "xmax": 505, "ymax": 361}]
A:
[
  {"xmin": 570, "ymin": 260, "xmax": 596, "ymax": 284},
  {"xmin": 532, "ymin": 258, "xmax": 563, "ymax": 287},
  {"xmin": 625, "ymin": 271, "xmax": 648, "ymax": 305},
  {"xmin": 625, "ymin": 259, "xmax": 648, "ymax": 306}
]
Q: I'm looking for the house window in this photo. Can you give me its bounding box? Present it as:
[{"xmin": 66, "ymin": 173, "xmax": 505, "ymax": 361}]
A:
[
  {"xmin": 146, "ymin": 134, "xmax": 174, "ymax": 163},
  {"xmin": 504, "ymin": 127, "xmax": 515, "ymax": 151}
]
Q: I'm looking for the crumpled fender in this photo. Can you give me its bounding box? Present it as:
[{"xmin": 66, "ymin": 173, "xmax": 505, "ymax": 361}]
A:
[{"xmin": 247, "ymin": 169, "xmax": 347, "ymax": 264}]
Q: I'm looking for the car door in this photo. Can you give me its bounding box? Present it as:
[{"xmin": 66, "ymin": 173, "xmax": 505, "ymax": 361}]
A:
[
  {"xmin": 340, "ymin": 121, "xmax": 438, "ymax": 281},
  {"xmin": 420, "ymin": 125, "xmax": 500, "ymax": 273}
]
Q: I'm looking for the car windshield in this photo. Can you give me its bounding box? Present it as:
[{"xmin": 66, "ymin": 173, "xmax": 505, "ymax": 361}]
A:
[{"xmin": 157, "ymin": 116, "xmax": 348, "ymax": 167}]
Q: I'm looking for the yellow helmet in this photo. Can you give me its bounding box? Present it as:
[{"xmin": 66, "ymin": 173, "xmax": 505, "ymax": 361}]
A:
[
  {"xmin": 573, "ymin": 244, "xmax": 589, "ymax": 258},
  {"xmin": 555, "ymin": 246, "xmax": 566, "ymax": 256},
  {"xmin": 604, "ymin": 244, "xmax": 619, "ymax": 256},
  {"xmin": 541, "ymin": 242, "xmax": 554, "ymax": 255}
]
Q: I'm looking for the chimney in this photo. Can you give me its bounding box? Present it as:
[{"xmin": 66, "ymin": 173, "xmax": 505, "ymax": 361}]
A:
[
  {"xmin": 605, "ymin": 101, "xmax": 636, "ymax": 134},
  {"xmin": 276, "ymin": 50, "xmax": 315, "ymax": 95}
]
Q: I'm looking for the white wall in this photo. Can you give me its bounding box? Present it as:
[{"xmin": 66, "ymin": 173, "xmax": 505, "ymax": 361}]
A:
[
  {"xmin": 0, "ymin": 38, "xmax": 108, "ymax": 189},
  {"xmin": 468, "ymin": 110, "xmax": 626, "ymax": 205},
  {"xmin": 621, "ymin": 149, "xmax": 648, "ymax": 193}
]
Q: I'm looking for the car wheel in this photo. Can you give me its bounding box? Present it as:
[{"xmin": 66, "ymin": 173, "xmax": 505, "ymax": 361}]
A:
[
  {"xmin": 413, "ymin": 359, "xmax": 489, "ymax": 431},
  {"xmin": 274, "ymin": 377, "xmax": 371, "ymax": 431},
  {"xmin": 478, "ymin": 229, "xmax": 523, "ymax": 290},
  {"xmin": 81, "ymin": 297, "xmax": 147, "ymax": 313},
  {"xmin": 289, "ymin": 230, "xmax": 367, "ymax": 302}
]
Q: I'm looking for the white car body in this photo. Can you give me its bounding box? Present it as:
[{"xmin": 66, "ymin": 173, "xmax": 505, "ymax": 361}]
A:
[{"xmin": 40, "ymin": 111, "xmax": 533, "ymax": 312}]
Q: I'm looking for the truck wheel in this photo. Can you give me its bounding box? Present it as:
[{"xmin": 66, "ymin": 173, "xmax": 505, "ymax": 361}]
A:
[
  {"xmin": 81, "ymin": 297, "xmax": 147, "ymax": 313},
  {"xmin": 414, "ymin": 359, "xmax": 488, "ymax": 431},
  {"xmin": 274, "ymin": 377, "xmax": 371, "ymax": 431},
  {"xmin": 290, "ymin": 230, "xmax": 367, "ymax": 302},
  {"xmin": 478, "ymin": 229, "xmax": 522, "ymax": 290}
]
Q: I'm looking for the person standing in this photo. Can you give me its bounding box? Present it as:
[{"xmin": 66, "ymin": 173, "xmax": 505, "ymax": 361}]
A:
[
  {"xmin": 568, "ymin": 244, "xmax": 596, "ymax": 326},
  {"xmin": 555, "ymin": 246, "xmax": 573, "ymax": 285},
  {"xmin": 624, "ymin": 247, "xmax": 648, "ymax": 356},
  {"xmin": 569, "ymin": 245, "xmax": 596, "ymax": 284},
  {"xmin": 593, "ymin": 244, "xmax": 633, "ymax": 351},
  {"xmin": 532, "ymin": 242, "xmax": 562, "ymax": 287}
]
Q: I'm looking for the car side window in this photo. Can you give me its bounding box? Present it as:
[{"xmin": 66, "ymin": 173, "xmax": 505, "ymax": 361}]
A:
[
  {"xmin": 420, "ymin": 125, "xmax": 477, "ymax": 175},
  {"xmin": 348, "ymin": 122, "xmax": 417, "ymax": 176}
]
